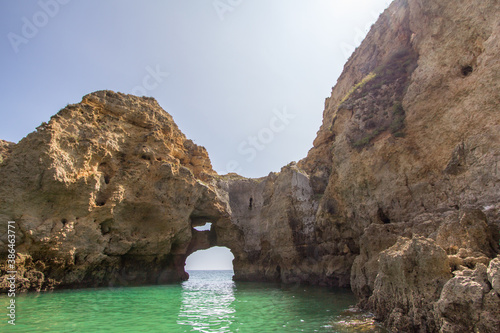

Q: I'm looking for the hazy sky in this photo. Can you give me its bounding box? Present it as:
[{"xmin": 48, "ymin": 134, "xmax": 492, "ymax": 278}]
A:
[
  {"xmin": 1, "ymin": 0, "xmax": 391, "ymax": 179},
  {"xmin": 186, "ymin": 247, "xmax": 235, "ymax": 270},
  {"xmin": 186, "ymin": 223, "xmax": 234, "ymax": 270},
  {"xmin": 1, "ymin": 0, "xmax": 391, "ymax": 270}
]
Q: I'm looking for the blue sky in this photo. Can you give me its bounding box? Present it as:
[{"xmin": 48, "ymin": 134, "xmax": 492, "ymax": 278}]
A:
[
  {"xmin": 1, "ymin": 0, "xmax": 391, "ymax": 179},
  {"xmin": 1, "ymin": 0, "xmax": 391, "ymax": 270}
]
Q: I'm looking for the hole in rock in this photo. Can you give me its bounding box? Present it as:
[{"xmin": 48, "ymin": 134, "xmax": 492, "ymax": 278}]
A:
[
  {"xmin": 377, "ymin": 208, "xmax": 391, "ymax": 224},
  {"xmin": 95, "ymin": 200, "xmax": 106, "ymax": 207},
  {"xmin": 98, "ymin": 162, "xmax": 114, "ymax": 184},
  {"xmin": 193, "ymin": 222, "xmax": 212, "ymax": 231},
  {"xmin": 461, "ymin": 65, "xmax": 473, "ymax": 77},
  {"xmin": 185, "ymin": 246, "xmax": 234, "ymax": 271}
]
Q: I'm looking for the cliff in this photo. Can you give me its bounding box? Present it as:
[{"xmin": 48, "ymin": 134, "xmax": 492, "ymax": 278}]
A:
[
  {"xmin": 0, "ymin": 91, "xmax": 234, "ymax": 288},
  {"xmin": 1, "ymin": 0, "xmax": 500, "ymax": 331},
  {"xmin": 300, "ymin": 0, "xmax": 500, "ymax": 330}
]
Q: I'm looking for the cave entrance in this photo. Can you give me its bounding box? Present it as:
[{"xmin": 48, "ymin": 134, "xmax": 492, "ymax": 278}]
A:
[{"xmin": 185, "ymin": 246, "xmax": 234, "ymax": 271}]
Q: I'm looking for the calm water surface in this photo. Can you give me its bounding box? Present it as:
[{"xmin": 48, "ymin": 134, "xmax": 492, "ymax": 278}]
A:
[{"xmin": 1, "ymin": 270, "xmax": 385, "ymax": 332}]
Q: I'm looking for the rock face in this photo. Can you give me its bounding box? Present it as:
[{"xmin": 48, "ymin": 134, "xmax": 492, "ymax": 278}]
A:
[
  {"xmin": 1, "ymin": 0, "xmax": 500, "ymax": 331},
  {"xmin": 299, "ymin": 1, "xmax": 500, "ymax": 326},
  {"xmin": 0, "ymin": 91, "xmax": 232, "ymax": 289},
  {"xmin": 369, "ymin": 236, "xmax": 452, "ymax": 332},
  {"xmin": 300, "ymin": 0, "xmax": 500, "ymax": 329},
  {"xmin": 216, "ymin": 165, "xmax": 354, "ymax": 287},
  {"xmin": 435, "ymin": 259, "xmax": 500, "ymax": 333},
  {"xmin": 0, "ymin": 140, "xmax": 14, "ymax": 164}
]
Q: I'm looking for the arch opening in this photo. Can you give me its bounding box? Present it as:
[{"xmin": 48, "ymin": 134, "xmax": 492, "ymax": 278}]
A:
[
  {"xmin": 193, "ymin": 222, "xmax": 212, "ymax": 231},
  {"xmin": 185, "ymin": 246, "xmax": 234, "ymax": 272}
]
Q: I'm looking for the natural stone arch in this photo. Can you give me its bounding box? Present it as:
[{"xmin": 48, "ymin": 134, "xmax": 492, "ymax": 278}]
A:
[
  {"xmin": 184, "ymin": 245, "xmax": 235, "ymax": 271},
  {"xmin": 174, "ymin": 206, "xmax": 248, "ymax": 280}
]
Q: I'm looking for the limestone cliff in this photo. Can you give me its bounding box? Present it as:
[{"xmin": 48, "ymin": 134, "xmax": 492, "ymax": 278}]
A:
[
  {"xmin": 223, "ymin": 0, "xmax": 500, "ymax": 330},
  {"xmin": 0, "ymin": 91, "xmax": 234, "ymax": 289},
  {"xmin": 298, "ymin": 0, "xmax": 500, "ymax": 330},
  {"xmin": 1, "ymin": 0, "xmax": 500, "ymax": 331},
  {"xmin": 216, "ymin": 165, "xmax": 354, "ymax": 287}
]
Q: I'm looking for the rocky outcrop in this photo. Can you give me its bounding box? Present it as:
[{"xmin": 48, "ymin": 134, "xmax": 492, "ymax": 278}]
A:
[
  {"xmin": 0, "ymin": 140, "xmax": 14, "ymax": 164},
  {"xmin": 216, "ymin": 164, "xmax": 354, "ymax": 287},
  {"xmin": 347, "ymin": 209, "xmax": 499, "ymax": 331},
  {"xmin": 298, "ymin": 0, "xmax": 500, "ymax": 329},
  {"xmin": 0, "ymin": 91, "xmax": 231, "ymax": 290},
  {"xmin": 435, "ymin": 259, "xmax": 500, "ymax": 333},
  {"xmin": 289, "ymin": 0, "xmax": 500, "ymax": 328},
  {"xmin": 285, "ymin": 5, "xmax": 500, "ymax": 326},
  {"xmin": 1, "ymin": 0, "xmax": 499, "ymax": 331},
  {"xmin": 369, "ymin": 236, "xmax": 452, "ymax": 332}
]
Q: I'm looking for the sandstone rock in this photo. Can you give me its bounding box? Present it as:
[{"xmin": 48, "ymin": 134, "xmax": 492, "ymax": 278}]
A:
[
  {"xmin": 0, "ymin": 91, "xmax": 226, "ymax": 290},
  {"xmin": 301, "ymin": 0, "xmax": 500, "ymax": 330},
  {"xmin": 0, "ymin": 140, "xmax": 14, "ymax": 164},
  {"xmin": 488, "ymin": 256, "xmax": 500, "ymax": 294},
  {"xmin": 216, "ymin": 164, "xmax": 353, "ymax": 286},
  {"xmin": 0, "ymin": 254, "xmax": 56, "ymax": 292},
  {"xmin": 435, "ymin": 263, "xmax": 500, "ymax": 333},
  {"xmin": 351, "ymin": 223, "xmax": 405, "ymax": 302},
  {"xmin": 368, "ymin": 236, "xmax": 451, "ymax": 332},
  {"xmin": 436, "ymin": 209, "xmax": 496, "ymax": 257}
]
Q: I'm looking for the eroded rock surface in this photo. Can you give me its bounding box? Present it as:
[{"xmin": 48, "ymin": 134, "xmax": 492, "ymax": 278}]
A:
[
  {"xmin": 369, "ymin": 236, "xmax": 451, "ymax": 332},
  {"xmin": 435, "ymin": 259, "xmax": 500, "ymax": 333},
  {"xmin": 216, "ymin": 164, "xmax": 354, "ymax": 287},
  {"xmin": 0, "ymin": 140, "xmax": 14, "ymax": 164},
  {"xmin": 298, "ymin": 0, "xmax": 500, "ymax": 330},
  {"xmin": 0, "ymin": 91, "xmax": 228, "ymax": 289}
]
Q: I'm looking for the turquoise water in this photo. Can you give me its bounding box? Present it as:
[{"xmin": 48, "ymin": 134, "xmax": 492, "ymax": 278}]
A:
[{"xmin": 1, "ymin": 271, "xmax": 382, "ymax": 332}]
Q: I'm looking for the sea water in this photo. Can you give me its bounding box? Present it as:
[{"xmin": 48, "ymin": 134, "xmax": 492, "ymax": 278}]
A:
[{"xmin": 0, "ymin": 270, "xmax": 386, "ymax": 332}]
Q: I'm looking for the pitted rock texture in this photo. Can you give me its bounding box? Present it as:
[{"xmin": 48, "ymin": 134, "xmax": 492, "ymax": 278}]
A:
[
  {"xmin": 434, "ymin": 260, "xmax": 500, "ymax": 333},
  {"xmin": 0, "ymin": 91, "xmax": 228, "ymax": 290},
  {"xmin": 216, "ymin": 164, "xmax": 354, "ymax": 287},
  {"xmin": 369, "ymin": 236, "xmax": 452, "ymax": 332},
  {"xmin": 0, "ymin": 140, "xmax": 14, "ymax": 164}
]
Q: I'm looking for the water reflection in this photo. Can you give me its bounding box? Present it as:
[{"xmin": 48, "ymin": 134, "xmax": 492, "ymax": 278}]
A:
[
  {"xmin": 177, "ymin": 270, "xmax": 236, "ymax": 332},
  {"xmin": 230, "ymin": 281, "xmax": 357, "ymax": 332},
  {"xmin": 0, "ymin": 271, "xmax": 377, "ymax": 332}
]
